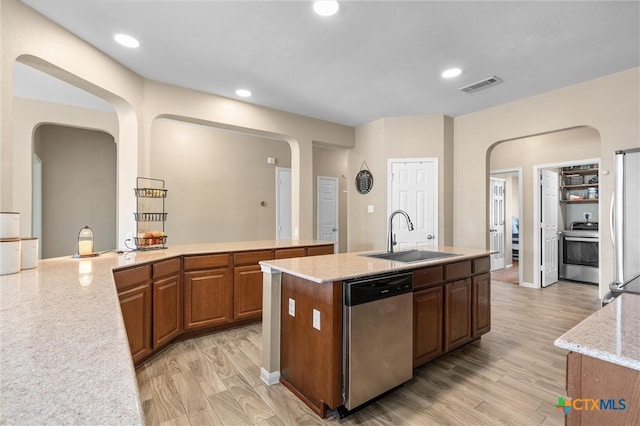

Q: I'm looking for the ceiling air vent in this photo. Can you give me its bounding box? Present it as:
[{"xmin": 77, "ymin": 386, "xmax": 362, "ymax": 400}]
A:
[{"xmin": 459, "ymin": 76, "xmax": 503, "ymax": 94}]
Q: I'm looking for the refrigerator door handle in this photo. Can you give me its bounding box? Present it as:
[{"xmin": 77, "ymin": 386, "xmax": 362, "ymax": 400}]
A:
[{"xmin": 609, "ymin": 191, "xmax": 615, "ymax": 246}]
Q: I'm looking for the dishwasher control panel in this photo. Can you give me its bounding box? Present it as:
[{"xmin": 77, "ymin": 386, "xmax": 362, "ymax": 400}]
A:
[{"xmin": 344, "ymin": 272, "xmax": 413, "ymax": 306}]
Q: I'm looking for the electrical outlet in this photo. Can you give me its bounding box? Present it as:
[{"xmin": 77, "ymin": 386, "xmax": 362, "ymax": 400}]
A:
[
  {"xmin": 312, "ymin": 309, "xmax": 321, "ymax": 330},
  {"xmin": 288, "ymin": 298, "xmax": 295, "ymax": 317}
]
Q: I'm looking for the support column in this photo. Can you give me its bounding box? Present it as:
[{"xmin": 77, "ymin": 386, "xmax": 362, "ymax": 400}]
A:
[{"xmin": 260, "ymin": 264, "xmax": 282, "ymax": 385}]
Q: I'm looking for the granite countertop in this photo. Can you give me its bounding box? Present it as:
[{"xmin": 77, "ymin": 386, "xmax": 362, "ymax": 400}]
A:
[
  {"xmin": 260, "ymin": 245, "xmax": 493, "ymax": 283},
  {"xmin": 555, "ymin": 293, "xmax": 640, "ymax": 371},
  {"xmin": 0, "ymin": 239, "xmax": 332, "ymax": 425}
]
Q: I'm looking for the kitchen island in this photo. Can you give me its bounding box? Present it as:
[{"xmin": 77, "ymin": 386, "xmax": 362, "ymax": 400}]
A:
[
  {"xmin": 554, "ymin": 293, "xmax": 640, "ymax": 425},
  {"xmin": 260, "ymin": 246, "xmax": 493, "ymax": 417},
  {"xmin": 0, "ymin": 239, "xmax": 332, "ymax": 425}
]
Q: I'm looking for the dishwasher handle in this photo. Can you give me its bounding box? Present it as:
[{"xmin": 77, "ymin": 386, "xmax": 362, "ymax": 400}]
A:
[{"xmin": 345, "ymin": 273, "xmax": 413, "ymax": 306}]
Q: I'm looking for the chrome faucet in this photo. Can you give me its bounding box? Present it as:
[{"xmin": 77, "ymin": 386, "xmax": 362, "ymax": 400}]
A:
[{"xmin": 387, "ymin": 209, "xmax": 414, "ymax": 252}]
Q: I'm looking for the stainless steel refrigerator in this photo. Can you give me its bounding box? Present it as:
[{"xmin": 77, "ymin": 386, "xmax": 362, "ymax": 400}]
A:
[{"xmin": 610, "ymin": 148, "xmax": 640, "ymax": 296}]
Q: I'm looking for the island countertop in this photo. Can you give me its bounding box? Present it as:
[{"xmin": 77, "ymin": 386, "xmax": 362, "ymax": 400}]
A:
[
  {"xmin": 259, "ymin": 245, "xmax": 494, "ymax": 283},
  {"xmin": 554, "ymin": 292, "xmax": 640, "ymax": 371},
  {"xmin": 0, "ymin": 239, "xmax": 332, "ymax": 425}
]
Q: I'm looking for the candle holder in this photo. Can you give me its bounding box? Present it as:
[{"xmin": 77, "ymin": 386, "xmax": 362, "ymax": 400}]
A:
[{"xmin": 73, "ymin": 225, "xmax": 99, "ymax": 258}]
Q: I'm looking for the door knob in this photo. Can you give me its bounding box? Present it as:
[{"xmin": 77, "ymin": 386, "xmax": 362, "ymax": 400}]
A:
[
  {"xmin": 332, "ymin": 228, "xmax": 337, "ymax": 232},
  {"xmin": 426, "ymin": 234, "xmax": 434, "ymax": 240}
]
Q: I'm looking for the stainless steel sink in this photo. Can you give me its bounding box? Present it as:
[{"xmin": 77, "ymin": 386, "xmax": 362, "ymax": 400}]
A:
[{"xmin": 361, "ymin": 250, "xmax": 459, "ymax": 263}]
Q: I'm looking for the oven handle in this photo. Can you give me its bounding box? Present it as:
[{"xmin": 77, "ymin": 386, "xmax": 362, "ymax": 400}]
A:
[{"xmin": 565, "ymin": 236, "xmax": 599, "ymax": 243}]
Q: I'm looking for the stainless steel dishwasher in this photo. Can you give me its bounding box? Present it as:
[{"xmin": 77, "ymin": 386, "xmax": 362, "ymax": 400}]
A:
[{"xmin": 342, "ymin": 272, "xmax": 413, "ymax": 413}]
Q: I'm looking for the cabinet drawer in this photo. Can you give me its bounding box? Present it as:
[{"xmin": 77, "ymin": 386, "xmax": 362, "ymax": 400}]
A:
[
  {"xmin": 114, "ymin": 265, "xmax": 151, "ymax": 291},
  {"xmin": 413, "ymin": 266, "xmax": 443, "ymax": 289},
  {"xmin": 184, "ymin": 254, "xmax": 230, "ymax": 271},
  {"xmin": 473, "ymin": 256, "xmax": 491, "ymax": 274},
  {"xmin": 307, "ymin": 245, "xmax": 335, "ymax": 256},
  {"xmin": 444, "ymin": 261, "xmax": 471, "ymax": 281},
  {"xmin": 275, "ymin": 247, "xmax": 307, "ymax": 259},
  {"xmin": 153, "ymin": 257, "xmax": 181, "ymax": 278},
  {"xmin": 234, "ymin": 250, "xmax": 274, "ymax": 266}
]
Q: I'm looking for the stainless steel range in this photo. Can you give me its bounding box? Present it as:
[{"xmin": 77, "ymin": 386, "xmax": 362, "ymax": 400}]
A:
[{"xmin": 559, "ymin": 221, "xmax": 599, "ymax": 284}]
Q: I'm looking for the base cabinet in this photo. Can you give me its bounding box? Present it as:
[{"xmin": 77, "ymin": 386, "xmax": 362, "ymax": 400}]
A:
[
  {"xmin": 184, "ymin": 268, "xmax": 232, "ymax": 330},
  {"xmin": 233, "ymin": 265, "xmax": 264, "ymax": 320},
  {"xmin": 472, "ymin": 273, "xmax": 491, "ymax": 337},
  {"xmin": 114, "ymin": 265, "xmax": 153, "ymax": 364},
  {"xmin": 444, "ymin": 278, "xmax": 473, "ymax": 352},
  {"xmin": 413, "ymin": 285, "xmax": 443, "ymax": 367},
  {"xmin": 153, "ymin": 274, "xmax": 182, "ymax": 348}
]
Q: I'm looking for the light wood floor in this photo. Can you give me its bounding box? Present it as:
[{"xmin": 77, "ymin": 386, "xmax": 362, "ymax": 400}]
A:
[{"xmin": 136, "ymin": 280, "xmax": 601, "ymax": 425}]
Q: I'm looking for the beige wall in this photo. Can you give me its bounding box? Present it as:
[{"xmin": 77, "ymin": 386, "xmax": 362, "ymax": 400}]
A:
[
  {"xmin": 456, "ymin": 69, "xmax": 640, "ymax": 297},
  {"xmin": 1, "ymin": 0, "xmax": 355, "ymax": 249},
  {"xmin": 313, "ymin": 145, "xmax": 348, "ymax": 252},
  {"xmin": 12, "ymin": 97, "xmax": 118, "ymax": 237},
  {"xmin": 348, "ymin": 115, "xmax": 454, "ymax": 252},
  {"xmin": 490, "ymin": 127, "xmax": 600, "ymax": 283},
  {"xmin": 34, "ymin": 124, "xmax": 116, "ymax": 257},
  {"xmin": 150, "ymin": 118, "xmax": 291, "ymax": 244}
]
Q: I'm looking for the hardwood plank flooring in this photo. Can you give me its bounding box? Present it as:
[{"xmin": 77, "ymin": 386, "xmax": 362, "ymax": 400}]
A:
[{"xmin": 136, "ymin": 279, "xmax": 601, "ymax": 425}]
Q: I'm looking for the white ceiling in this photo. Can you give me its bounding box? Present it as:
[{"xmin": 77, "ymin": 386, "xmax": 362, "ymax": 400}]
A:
[{"xmin": 18, "ymin": 0, "xmax": 640, "ymax": 126}]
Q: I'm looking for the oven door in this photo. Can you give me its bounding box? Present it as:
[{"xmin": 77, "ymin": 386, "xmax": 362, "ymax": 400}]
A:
[{"xmin": 562, "ymin": 236, "xmax": 599, "ymax": 267}]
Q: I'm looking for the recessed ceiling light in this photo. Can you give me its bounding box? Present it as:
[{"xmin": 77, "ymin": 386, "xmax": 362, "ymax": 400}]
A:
[
  {"xmin": 235, "ymin": 89, "xmax": 252, "ymax": 98},
  {"xmin": 313, "ymin": 1, "xmax": 340, "ymax": 17},
  {"xmin": 114, "ymin": 33, "xmax": 140, "ymax": 48},
  {"xmin": 442, "ymin": 68, "xmax": 462, "ymax": 79}
]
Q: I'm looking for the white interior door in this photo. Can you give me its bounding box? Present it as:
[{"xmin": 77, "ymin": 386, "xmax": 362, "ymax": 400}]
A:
[
  {"xmin": 489, "ymin": 177, "xmax": 506, "ymax": 271},
  {"xmin": 541, "ymin": 169, "xmax": 559, "ymax": 287},
  {"xmin": 389, "ymin": 159, "xmax": 438, "ymax": 249},
  {"xmin": 317, "ymin": 176, "xmax": 338, "ymax": 249},
  {"xmin": 275, "ymin": 167, "xmax": 291, "ymax": 240}
]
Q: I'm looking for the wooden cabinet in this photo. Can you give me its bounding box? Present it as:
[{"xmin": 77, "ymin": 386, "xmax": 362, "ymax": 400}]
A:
[
  {"xmin": 472, "ymin": 273, "xmax": 491, "ymax": 337},
  {"xmin": 413, "ymin": 285, "xmax": 443, "ymax": 367},
  {"xmin": 280, "ymin": 274, "xmax": 343, "ymax": 417},
  {"xmin": 152, "ymin": 258, "xmax": 182, "ymax": 349},
  {"xmin": 566, "ymin": 351, "xmax": 640, "ymax": 425},
  {"xmin": 184, "ymin": 268, "xmax": 232, "ymax": 330},
  {"xmin": 184, "ymin": 254, "xmax": 232, "ymax": 330},
  {"xmin": 114, "ymin": 265, "xmax": 152, "ymax": 364},
  {"xmin": 233, "ymin": 250, "xmax": 274, "ymax": 321},
  {"xmin": 412, "ymin": 257, "xmax": 490, "ymax": 367},
  {"xmin": 275, "ymin": 247, "xmax": 307, "ymax": 259},
  {"xmin": 444, "ymin": 278, "xmax": 472, "ymax": 352},
  {"xmin": 307, "ymin": 244, "xmax": 335, "ymax": 256}
]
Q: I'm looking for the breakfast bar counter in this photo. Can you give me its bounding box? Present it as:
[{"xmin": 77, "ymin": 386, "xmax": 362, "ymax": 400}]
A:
[
  {"xmin": 554, "ymin": 293, "xmax": 640, "ymax": 424},
  {"xmin": 0, "ymin": 239, "xmax": 331, "ymax": 425}
]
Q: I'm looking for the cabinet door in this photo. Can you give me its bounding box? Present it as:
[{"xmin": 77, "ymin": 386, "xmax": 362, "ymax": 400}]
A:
[
  {"xmin": 233, "ymin": 264, "xmax": 263, "ymax": 321},
  {"xmin": 184, "ymin": 268, "xmax": 232, "ymax": 330},
  {"xmin": 153, "ymin": 274, "xmax": 182, "ymax": 349},
  {"xmin": 472, "ymin": 273, "xmax": 491, "ymax": 337},
  {"xmin": 413, "ymin": 285, "xmax": 443, "ymax": 367},
  {"xmin": 118, "ymin": 283, "xmax": 152, "ymax": 364},
  {"xmin": 444, "ymin": 278, "xmax": 472, "ymax": 352}
]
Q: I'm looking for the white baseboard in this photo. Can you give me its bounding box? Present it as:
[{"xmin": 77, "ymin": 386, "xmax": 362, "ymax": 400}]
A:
[
  {"xmin": 519, "ymin": 281, "xmax": 537, "ymax": 288},
  {"xmin": 260, "ymin": 368, "xmax": 280, "ymax": 386}
]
